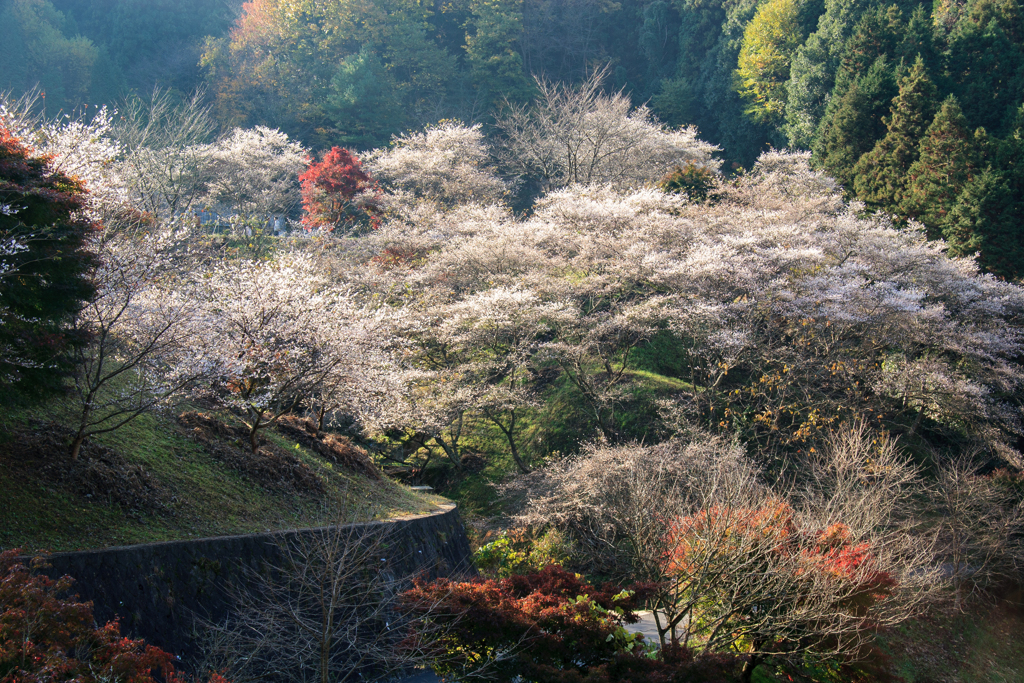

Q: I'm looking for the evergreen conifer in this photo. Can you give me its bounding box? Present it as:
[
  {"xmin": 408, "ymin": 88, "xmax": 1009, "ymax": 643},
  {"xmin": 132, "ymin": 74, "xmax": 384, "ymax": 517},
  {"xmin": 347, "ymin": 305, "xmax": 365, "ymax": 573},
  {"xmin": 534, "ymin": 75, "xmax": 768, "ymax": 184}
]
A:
[
  {"xmin": 814, "ymin": 56, "xmax": 896, "ymax": 189},
  {"xmin": 901, "ymin": 96, "xmax": 980, "ymax": 238},
  {"xmin": 943, "ymin": 168, "xmax": 1021, "ymax": 279},
  {"xmin": 851, "ymin": 57, "xmax": 937, "ymax": 214}
]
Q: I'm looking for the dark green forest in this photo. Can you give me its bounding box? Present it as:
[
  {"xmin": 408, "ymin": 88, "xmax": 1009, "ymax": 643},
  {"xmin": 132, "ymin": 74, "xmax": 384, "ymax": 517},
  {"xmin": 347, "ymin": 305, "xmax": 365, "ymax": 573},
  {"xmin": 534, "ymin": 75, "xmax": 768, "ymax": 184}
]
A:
[{"xmin": 2, "ymin": 0, "xmax": 1023, "ymax": 276}]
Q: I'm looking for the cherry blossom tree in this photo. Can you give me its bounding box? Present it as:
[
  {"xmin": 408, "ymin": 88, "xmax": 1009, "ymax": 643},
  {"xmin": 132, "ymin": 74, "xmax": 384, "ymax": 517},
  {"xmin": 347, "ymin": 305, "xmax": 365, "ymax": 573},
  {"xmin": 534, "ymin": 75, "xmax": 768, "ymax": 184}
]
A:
[
  {"xmin": 364, "ymin": 121, "xmax": 508, "ymax": 212},
  {"xmin": 192, "ymin": 254, "xmax": 380, "ymax": 453},
  {"xmin": 495, "ymin": 67, "xmax": 720, "ymax": 193},
  {"xmin": 67, "ymin": 225, "xmax": 213, "ymax": 459},
  {"xmin": 653, "ymin": 150, "xmax": 1024, "ymax": 461},
  {"xmin": 355, "ymin": 140, "xmax": 1024, "ymax": 470},
  {"xmin": 204, "ymin": 126, "xmax": 307, "ymax": 225},
  {"xmin": 29, "ymin": 107, "xmax": 128, "ymax": 224},
  {"xmin": 376, "ymin": 287, "xmax": 561, "ymax": 473}
]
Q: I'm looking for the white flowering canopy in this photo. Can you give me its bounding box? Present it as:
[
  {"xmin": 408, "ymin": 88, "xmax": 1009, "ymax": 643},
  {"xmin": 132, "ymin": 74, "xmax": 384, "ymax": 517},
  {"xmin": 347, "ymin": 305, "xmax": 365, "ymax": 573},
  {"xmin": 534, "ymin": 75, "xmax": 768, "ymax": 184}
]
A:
[
  {"xmin": 359, "ymin": 149, "xmax": 1024, "ymax": 461},
  {"xmin": 496, "ymin": 71, "xmax": 721, "ymax": 192},
  {"xmin": 365, "ymin": 121, "xmax": 508, "ymax": 212},
  {"xmin": 204, "ymin": 126, "xmax": 308, "ymax": 221}
]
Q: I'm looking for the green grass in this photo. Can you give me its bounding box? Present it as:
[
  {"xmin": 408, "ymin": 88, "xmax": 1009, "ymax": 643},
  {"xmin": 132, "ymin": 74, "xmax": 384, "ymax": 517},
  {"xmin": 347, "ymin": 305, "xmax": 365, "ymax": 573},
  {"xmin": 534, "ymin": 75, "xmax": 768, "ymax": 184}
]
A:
[
  {"xmin": 878, "ymin": 601, "xmax": 1024, "ymax": 683},
  {"xmin": 409, "ymin": 362, "xmax": 701, "ymax": 524},
  {"xmin": 0, "ymin": 398, "xmax": 448, "ymax": 553},
  {"xmin": 619, "ymin": 367, "xmax": 699, "ymax": 392}
]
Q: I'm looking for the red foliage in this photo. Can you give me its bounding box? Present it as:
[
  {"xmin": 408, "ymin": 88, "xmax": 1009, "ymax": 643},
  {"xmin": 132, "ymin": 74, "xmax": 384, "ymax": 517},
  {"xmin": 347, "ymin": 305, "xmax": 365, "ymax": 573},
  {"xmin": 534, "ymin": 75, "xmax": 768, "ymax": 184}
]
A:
[
  {"xmin": 661, "ymin": 501, "xmax": 897, "ymax": 663},
  {"xmin": 399, "ymin": 565, "xmax": 738, "ymax": 682},
  {"xmin": 0, "ymin": 549, "xmax": 228, "ymax": 683},
  {"xmin": 665, "ymin": 503, "xmax": 893, "ymax": 598},
  {"xmin": 299, "ymin": 147, "xmax": 378, "ymax": 231},
  {"xmin": 0, "ymin": 125, "xmax": 98, "ymax": 400},
  {"xmin": 663, "ymin": 500, "xmax": 797, "ymax": 576}
]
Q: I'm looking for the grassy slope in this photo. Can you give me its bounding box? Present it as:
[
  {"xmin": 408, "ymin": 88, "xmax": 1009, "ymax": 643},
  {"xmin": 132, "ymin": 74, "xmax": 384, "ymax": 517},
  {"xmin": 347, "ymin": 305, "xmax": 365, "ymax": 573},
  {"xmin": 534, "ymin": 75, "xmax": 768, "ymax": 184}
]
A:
[
  {"xmin": 879, "ymin": 601, "xmax": 1024, "ymax": 683},
  {"xmin": 0, "ymin": 400, "xmax": 447, "ymax": 553}
]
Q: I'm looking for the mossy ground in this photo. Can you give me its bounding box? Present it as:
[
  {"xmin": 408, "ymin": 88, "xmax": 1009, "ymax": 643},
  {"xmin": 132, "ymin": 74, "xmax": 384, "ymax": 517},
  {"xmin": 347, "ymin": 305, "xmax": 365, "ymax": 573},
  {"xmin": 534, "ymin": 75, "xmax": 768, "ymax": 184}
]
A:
[
  {"xmin": 0, "ymin": 397, "xmax": 447, "ymax": 553},
  {"xmin": 877, "ymin": 597, "xmax": 1024, "ymax": 683}
]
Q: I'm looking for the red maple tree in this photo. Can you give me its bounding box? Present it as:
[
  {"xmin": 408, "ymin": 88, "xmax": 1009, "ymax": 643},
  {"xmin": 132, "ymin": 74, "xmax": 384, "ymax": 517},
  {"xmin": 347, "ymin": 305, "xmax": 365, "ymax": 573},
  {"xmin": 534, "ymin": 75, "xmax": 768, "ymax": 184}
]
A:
[
  {"xmin": 299, "ymin": 147, "xmax": 379, "ymax": 232},
  {"xmin": 659, "ymin": 501, "xmax": 897, "ymax": 681},
  {"xmin": 0, "ymin": 549, "xmax": 228, "ymax": 683},
  {"xmin": 399, "ymin": 565, "xmax": 737, "ymax": 682}
]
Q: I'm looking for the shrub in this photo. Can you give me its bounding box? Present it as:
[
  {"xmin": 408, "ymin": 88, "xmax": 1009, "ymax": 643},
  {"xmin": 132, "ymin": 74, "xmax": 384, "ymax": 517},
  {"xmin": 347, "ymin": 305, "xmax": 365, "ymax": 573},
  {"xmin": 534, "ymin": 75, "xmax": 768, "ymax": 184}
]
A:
[
  {"xmin": 474, "ymin": 528, "xmax": 571, "ymax": 578},
  {"xmin": 0, "ymin": 549, "xmax": 225, "ymax": 683},
  {"xmin": 658, "ymin": 163, "xmax": 720, "ymax": 202},
  {"xmin": 400, "ymin": 565, "xmax": 739, "ymax": 682}
]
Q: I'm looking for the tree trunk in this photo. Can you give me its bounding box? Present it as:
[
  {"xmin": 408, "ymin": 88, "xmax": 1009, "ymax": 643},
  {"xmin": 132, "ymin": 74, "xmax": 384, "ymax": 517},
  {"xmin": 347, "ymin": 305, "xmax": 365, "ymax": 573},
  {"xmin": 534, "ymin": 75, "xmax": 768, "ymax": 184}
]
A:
[
  {"xmin": 248, "ymin": 413, "xmax": 263, "ymax": 453},
  {"xmin": 69, "ymin": 399, "xmax": 94, "ymax": 460},
  {"xmin": 69, "ymin": 429, "xmax": 87, "ymax": 460},
  {"xmin": 486, "ymin": 409, "xmax": 530, "ymax": 474},
  {"xmin": 506, "ymin": 434, "xmax": 530, "ymax": 474},
  {"xmin": 433, "ymin": 435, "xmax": 462, "ymax": 470},
  {"xmin": 740, "ymin": 652, "xmax": 761, "ymax": 683}
]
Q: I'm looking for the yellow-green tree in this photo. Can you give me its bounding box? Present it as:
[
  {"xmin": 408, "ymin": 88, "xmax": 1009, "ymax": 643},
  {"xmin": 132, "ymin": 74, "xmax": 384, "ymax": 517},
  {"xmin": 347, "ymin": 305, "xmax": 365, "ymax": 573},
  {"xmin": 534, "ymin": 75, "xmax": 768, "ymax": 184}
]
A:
[{"xmin": 735, "ymin": 0, "xmax": 807, "ymax": 126}]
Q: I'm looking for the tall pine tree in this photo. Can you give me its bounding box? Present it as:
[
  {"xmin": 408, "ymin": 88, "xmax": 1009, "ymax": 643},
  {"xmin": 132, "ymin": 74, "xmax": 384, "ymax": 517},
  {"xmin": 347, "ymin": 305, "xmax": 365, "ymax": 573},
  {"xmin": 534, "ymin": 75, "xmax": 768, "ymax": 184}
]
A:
[
  {"xmin": 943, "ymin": 168, "xmax": 1021, "ymax": 279},
  {"xmin": 900, "ymin": 96, "xmax": 981, "ymax": 238},
  {"xmin": 944, "ymin": 0, "xmax": 1024, "ymax": 135},
  {"xmin": 813, "ymin": 56, "xmax": 897, "ymax": 188},
  {"xmin": 851, "ymin": 57, "xmax": 937, "ymax": 215}
]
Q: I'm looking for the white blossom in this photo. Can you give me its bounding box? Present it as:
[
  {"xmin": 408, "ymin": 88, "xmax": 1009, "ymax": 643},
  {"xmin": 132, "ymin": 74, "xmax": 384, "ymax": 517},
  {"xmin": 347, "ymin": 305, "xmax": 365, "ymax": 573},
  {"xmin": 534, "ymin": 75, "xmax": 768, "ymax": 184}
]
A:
[
  {"xmin": 365, "ymin": 121, "xmax": 508, "ymax": 213},
  {"xmin": 204, "ymin": 126, "xmax": 307, "ymax": 224}
]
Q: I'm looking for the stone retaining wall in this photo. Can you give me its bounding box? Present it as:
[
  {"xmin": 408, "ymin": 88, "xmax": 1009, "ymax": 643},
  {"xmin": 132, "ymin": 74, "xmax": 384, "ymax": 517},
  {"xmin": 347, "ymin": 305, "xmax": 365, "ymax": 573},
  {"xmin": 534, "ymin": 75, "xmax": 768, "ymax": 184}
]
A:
[{"xmin": 35, "ymin": 505, "xmax": 473, "ymax": 665}]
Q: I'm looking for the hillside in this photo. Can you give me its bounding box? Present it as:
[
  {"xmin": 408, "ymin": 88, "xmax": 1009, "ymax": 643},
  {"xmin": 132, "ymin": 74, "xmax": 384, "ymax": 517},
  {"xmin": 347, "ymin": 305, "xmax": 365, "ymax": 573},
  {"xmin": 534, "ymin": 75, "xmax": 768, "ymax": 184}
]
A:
[{"xmin": 0, "ymin": 401, "xmax": 446, "ymax": 553}]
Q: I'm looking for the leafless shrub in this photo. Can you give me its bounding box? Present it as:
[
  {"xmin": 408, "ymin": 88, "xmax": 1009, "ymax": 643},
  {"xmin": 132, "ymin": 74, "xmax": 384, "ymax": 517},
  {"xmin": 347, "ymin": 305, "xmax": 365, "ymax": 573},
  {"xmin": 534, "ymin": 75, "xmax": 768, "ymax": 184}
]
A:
[
  {"xmin": 932, "ymin": 453, "xmax": 1024, "ymax": 606},
  {"xmin": 793, "ymin": 423, "xmax": 921, "ymax": 536},
  {"xmin": 114, "ymin": 88, "xmax": 216, "ymax": 220},
  {"xmin": 790, "ymin": 424, "xmax": 941, "ymax": 609},
  {"xmin": 503, "ymin": 433, "xmax": 753, "ymax": 582},
  {"xmin": 196, "ymin": 509, "xmax": 460, "ymax": 683}
]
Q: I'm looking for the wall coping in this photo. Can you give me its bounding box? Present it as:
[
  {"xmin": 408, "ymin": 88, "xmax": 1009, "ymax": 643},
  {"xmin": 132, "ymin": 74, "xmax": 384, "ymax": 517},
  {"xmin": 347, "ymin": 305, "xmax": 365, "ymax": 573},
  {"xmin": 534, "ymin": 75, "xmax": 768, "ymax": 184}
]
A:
[{"xmin": 27, "ymin": 502, "xmax": 459, "ymax": 561}]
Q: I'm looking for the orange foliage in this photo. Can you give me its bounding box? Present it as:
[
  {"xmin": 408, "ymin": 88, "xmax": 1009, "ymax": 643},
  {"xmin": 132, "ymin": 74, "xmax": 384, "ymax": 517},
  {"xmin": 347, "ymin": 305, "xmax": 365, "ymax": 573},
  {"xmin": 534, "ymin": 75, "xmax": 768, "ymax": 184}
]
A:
[
  {"xmin": 0, "ymin": 549, "xmax": 230, "ymax": 683},
  {"xmin": 663, "ymin": 502, "xmax": 896, "ymax": 619}
]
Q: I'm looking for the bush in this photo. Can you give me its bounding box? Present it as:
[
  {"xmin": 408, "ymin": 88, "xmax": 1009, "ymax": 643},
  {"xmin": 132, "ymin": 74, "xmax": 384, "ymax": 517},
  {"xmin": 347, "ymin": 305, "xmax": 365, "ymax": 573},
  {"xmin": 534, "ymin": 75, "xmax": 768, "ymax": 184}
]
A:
[
  {"xmin": 400, "ymin": 565, "xmax": 740, "ymax": 682},
  {"xmin": 658, "ymin": 163, "xmax": 720, "ymax": 203},
  {"xmin": 0, "ymin": 548, "xmax": 225, "ymax": 683},
  {"xmin": 473, "ymin": 527, "xmax": 571, "ymax": 578}
]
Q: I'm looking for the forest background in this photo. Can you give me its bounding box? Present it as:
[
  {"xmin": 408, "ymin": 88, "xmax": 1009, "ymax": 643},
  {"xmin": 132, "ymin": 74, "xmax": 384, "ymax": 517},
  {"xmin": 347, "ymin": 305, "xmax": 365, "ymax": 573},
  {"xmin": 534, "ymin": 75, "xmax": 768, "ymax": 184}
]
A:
[{"xmin": 2, "ymin": 0, "xmax": 1022, "ymax": 277}]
